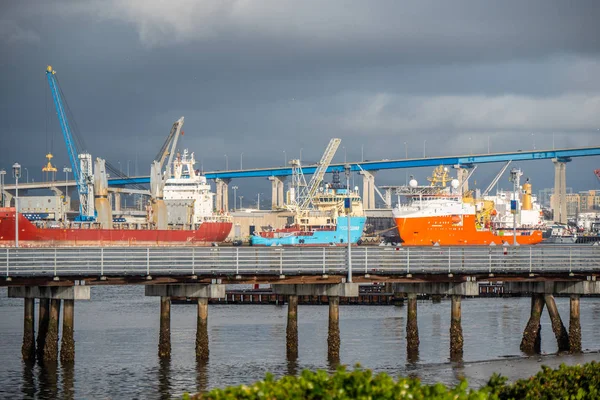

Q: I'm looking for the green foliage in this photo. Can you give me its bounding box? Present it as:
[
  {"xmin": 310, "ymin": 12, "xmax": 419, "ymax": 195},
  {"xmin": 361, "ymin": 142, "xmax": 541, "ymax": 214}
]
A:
[{"xmin": 183, "ymin": 361, "xmax": 600, "ymax": 400}]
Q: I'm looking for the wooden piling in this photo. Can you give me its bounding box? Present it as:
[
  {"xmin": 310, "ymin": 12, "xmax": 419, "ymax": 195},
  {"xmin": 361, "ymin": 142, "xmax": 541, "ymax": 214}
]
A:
[
  {"xmin": 21, "ymin": 298, "xmax": 36, "ymax": 361},
  {"xmin": 43, "ymin": 299, "xmax": 61, "ymax": 362},
  {"xmin": 406, "ymin": 293, "xmax": 419, "ymax": 361},
  {"xmin": 158, "ymin": 296, "xmax": 171, "ymax": 358},
  {"xmin": 327, "ymin": 296, "xmax": 340, "ymax": 362},
  {"xmin": 520, "ymin": 294, "xmax": 545, "ymax": 354},
  {"xmin": 286, "ymin": 295, "xmax": 298, "ymax": 360},
  {"xmin": 37, "ymin": 299, "xmax": 49, "ymax": 360},
  {"xmin": 60, "ymin": 299, "xmax": 75, "ymax": 362},
  {"xmin": 569, "ymin": 295, "xmax": 582, "ymax": 353},
  {"xmin": 195, "ymin": 298, "xmax": 209, "ymax": 360},
  {"xmin": 449, "ymin": 295, "xmax": 463, "ymax": 361},
  {"xmin": 544, "ymin": 294, "xmax": 569, "ymax": 352}
]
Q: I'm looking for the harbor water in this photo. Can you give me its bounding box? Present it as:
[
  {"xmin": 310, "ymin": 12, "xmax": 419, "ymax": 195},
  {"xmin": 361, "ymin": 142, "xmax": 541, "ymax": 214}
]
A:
[{"xmin": 1, "ymin": 286, "xmax": 599, "ymax": 399}]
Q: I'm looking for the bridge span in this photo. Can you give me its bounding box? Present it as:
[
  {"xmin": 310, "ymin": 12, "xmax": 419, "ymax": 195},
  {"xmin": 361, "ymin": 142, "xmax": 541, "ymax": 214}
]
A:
[{"xmin": 3, "ymin": 245, "xmax": 598, "ymax": 363}]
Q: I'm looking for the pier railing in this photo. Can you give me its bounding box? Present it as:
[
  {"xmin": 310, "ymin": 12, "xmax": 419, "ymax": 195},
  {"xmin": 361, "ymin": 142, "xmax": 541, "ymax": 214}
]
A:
[{"xmin": 1, "ymin": 245, "xmax": 599, "ymax": 278}]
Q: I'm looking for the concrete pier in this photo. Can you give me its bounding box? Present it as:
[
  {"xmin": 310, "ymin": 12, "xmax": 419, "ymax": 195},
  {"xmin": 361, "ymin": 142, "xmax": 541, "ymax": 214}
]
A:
[
  {"xmin": 21, "ymin": 298, "xmax": 35, "ymax": 361},
  {"xmin": 37, "ymin": 299, "xmax": 49, "ymax": 360},
  {"xmin": 520, "ymin": 294, "xmax": 545, "ymax": 354},
  {"xmin": 195, "ymin": 298, "xmax": 209, "ymax": 360},
  {"xmin": 544, "ymin": 295, "xmax": 569, "ymax": 352},
  {"xmin": 449, "ymin": 295, "xmax": 463, "ymax": 361},
  {"xmin": 286, "ymin": 295, "xmax": 298, "ymax": 360},
  {"xmin": 327, "ymin": 296, "xmax": 340, "ymax": 362},
  {"xmin": 158, "ymin": 296, "xmax": 171, "ymax": 358},
  {"xmin": 569, "ymin": 295, "xmax": 582, "ymax": 353},
  {"xmin": 43, "ymin": 299, "xmax": 61, "ymax": 362},
  {"xmin": 406, "ymin": 293, "xmax": 419, "ymax": 361},
  {"xmin": 60, "ymin": 299, "xmax": 75, "ymax": 362}
]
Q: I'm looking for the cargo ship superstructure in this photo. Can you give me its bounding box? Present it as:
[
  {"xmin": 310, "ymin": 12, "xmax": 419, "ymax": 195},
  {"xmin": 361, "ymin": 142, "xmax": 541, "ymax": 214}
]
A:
[{"xmin": 392, "ymin": 166, "xmax": 543, "ymax": 246}]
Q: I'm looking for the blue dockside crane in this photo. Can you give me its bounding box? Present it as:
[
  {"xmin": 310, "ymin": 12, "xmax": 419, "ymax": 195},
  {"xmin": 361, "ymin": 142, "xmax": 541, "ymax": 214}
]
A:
[{"xmin": 45, "ymin": 65, "xmax": 95, "ymax": 221}]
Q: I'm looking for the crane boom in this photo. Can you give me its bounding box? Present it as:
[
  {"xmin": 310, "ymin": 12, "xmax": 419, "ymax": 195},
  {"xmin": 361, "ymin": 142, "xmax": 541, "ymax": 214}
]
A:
[
  {"xmin": 154, "ymin": 117, "xmax": 184, "ymax": 170},
  {"xmin": 482, "ymin": 160, "xmax": 512, "ymax": 197},
  {"xmin": 299, "ymin": 138, "xmax": 341, "ymax": 210},
  {"xmin": 45, "ymin": 65, "xmax": 94, "ymax": 220}
]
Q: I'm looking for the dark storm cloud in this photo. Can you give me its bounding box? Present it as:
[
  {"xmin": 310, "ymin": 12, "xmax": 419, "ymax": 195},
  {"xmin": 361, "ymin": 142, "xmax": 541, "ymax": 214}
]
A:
[{"xmin": 0, "ymin": 0, "xmax": 599, "ymax": 196}]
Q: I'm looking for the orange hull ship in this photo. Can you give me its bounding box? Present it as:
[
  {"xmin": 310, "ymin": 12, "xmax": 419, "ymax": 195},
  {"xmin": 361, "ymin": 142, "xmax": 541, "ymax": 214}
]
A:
[{"xmin": 395, "ymin": 213, "xmax": 543, "ymax": 246}]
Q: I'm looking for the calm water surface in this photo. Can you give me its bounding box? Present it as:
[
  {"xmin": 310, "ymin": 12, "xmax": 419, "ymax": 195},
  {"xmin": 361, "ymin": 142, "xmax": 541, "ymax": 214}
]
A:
[{"xmin": 1, "ymin": 286, "xmax": 599, "ymax": 399}]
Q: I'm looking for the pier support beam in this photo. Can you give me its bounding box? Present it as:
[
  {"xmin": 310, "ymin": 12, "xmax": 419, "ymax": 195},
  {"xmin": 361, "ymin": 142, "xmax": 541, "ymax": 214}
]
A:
[
  {"xmin": 360, "ymin": 170, "xmax": 376, "ymax": 209},
  {"xmin": 37, "ymin": 299, "xmax": 49, "ymax": 360},
  {"xmin": 449, "ymin": 295, "xmax": 463, "ymax": 361},
  {"xmin": 60, "ymin": 299, "xmax": 75, "ymax": 362},
  {"xmin": 520, "ymin": 294, "xmax": 545, "ymax": 354},
  {"xmin": 391, "ymin": 282, "xmax": 478, "ymax": 296},
  {"xmin": 286, "ymin": 295, "xmax": 298, "ymax": 360},
  {"xmin": 158, "ymin": 296, "xmax": 171, "ymax": 358},
  {"xmin": 268, "ymin": 176, "xmax": 286, "ymax": 209},
  {"xmin": 43, "ymin": 299, "xmax": 61, "ymax": 362},
  {"xmin": 544, "ymin": 295, "xmax": 569, "ymax": 352},
  {"xmin": 327, "ymin": 296, "xmax": 340, "ymax": 362},
  {"xmin": 21, "ymin": 298, "xmax": 35, "ymax": 361},
  {"xmin": 406, "ymin": 293, "xmax": 419, "ymax": 361},
  {"xmin": 196, "ymin": 298, "xmax": 209, "ymax": 360},
  {"xmin": 569, "ymin": 295, "xmax": 582, "ymax": 353},
  {"xmin": 552, "ymin": 158, "xmax": 568, "ymax": 224}
]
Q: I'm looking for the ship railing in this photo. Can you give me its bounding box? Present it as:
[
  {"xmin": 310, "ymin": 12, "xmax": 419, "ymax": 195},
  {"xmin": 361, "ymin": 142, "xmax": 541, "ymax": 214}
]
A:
[{"xmin": 1, "ymin": 245, "xmax": 599, "ymax": 279}]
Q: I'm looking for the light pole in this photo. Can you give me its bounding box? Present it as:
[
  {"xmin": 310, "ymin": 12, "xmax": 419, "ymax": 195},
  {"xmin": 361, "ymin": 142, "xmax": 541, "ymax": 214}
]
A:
[
  {"xmin": 343, "ymin": 146, "xmax": 347, "ymax": 163},
  {"xmin": 240, "ymin": 153, "xmax": 243, "ymax": 170},
  {"xmin": 127, "ymin": 160, "xmax": 131, "ymax": 176},
  {"xmin": 63, "ymin": 166, "xmax": 72, "ymax": 207},
  {"xmin": 224, "ymin": 154, "xmax": 228, "ymax": 170},
  {"xmin": 0, "ymin": 169, "xmax": 5, "ymax": 207},
  {"xmin": 117, "ymin": 161, "xmax": 121, "ymax": 173},
  {"xmin": 361, "ymin": 145, "xmax": 364, "ymax": 162},
  {"xmin": 283, "ymin": 150, "xmax": 287, "ymax": 165},
  {"xmin": 239, "ymin": 195, "xmax": 243, "ymax": 209},
  {"xmin": 488, "ymin": 136, "xmax": 490, "ymax": 154},
  {"xmin": 257, "ymin": 193, "xmax": 262, "ymax": 210},
  {"xmin": 532, "ymin": 133, "xmax": 536, "ymax": 150},
  {"xmin": 12, "ymin": 163, "xmax": 21, "ymax": 248},
  {"xmin": 232, "ymin": 186, "xmax": 238, "ymax": 210},
  {"xmin": 509, "ymin": 167, "xmax": 522, "ymax": 246},
  {"xmin": 345, "ymin": 164, "xmax": 352, "ymax": 283},
  {"xmin": 423, "ymin": 139, "xmax": 427, "ymax": 158},
  {"xmin": 24, "ymin": 167, "xmax": 29, "ymax": 183},
  {"xmin": 404, "ymin": 142, "xmax": 408, "ymax": 185},
  {"xmin": 300, "ymin": 148, "xmax": 303, "ymax": 163}
]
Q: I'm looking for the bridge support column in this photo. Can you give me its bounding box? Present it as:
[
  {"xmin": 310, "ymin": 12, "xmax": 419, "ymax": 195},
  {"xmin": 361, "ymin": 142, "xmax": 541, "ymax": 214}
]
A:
[
  {"xmin": 60, "ymin": 299, "xmax": 75, "ymax": 362},
  {"xmin": 327, "ymin": 296, "xmax": 340, "ymax": 362},
  {"xmin": 44, "ymin": 299, "xmax": 61, "ymax": 362},
  {"xmin": 269, "ymin": 176, "xmax": 286, "ymax": 209},
  {"xmin": 113, "ymin": 192, "xmax": 121, "ymax": 212},
  {"xmin": 215, "ymin": 178, "xmax": 231, "ymax": 212},
  {"xmin": 552, "ymin": 159, "xmax": 568, "ymax": 224},
  {"xmin": 544, "ymin": 295, "xmax": 569, "ymax": 352},
  {"xmin": 569, "ymin": 295, "xmax": 581, "ymax": 353},
  {"xmin": 454, "ymin": 166, "xmax": 470, "ymax": 194},
  {"xmin": 159, "ymin": 296, "xmax": 171, "ymax": 358},
  {"xmin": 520, "ymin": 294, "xmax": 545, "ymax": 354},
  {"xmin": 286, "ymin": 295, "xmax": 298, "ymax": 360},
  {"xmin": 196, "ymin": 298, "xmax": 209, "ymax": 360},
  {"xmin": 406, "ymin": 293, "xmax": 419, "ymax": 361},
  {"xmin": 360, "ymin": 170, "xmax": 376, "ymax": 209},
  {"xmin": 145, "ymin": 284, "xmax": 225, "ymax": 359},
  {"xmin": 449, "ymin": 295, "xmax": 463, "ymax": 361},
  {"xmin": 37, "ymin": 299, "xmax": 49, "ymax": 360},
  {"xmin": 21, "ymin": 298, "xmax": 36, "ymax": 361}
]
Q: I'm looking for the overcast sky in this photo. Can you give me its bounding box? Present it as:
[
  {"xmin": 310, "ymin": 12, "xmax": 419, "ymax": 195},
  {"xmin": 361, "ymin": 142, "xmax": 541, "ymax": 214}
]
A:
[{"xmin": 1, "ymin": 1, "xmax": 600, "ymax": 204}]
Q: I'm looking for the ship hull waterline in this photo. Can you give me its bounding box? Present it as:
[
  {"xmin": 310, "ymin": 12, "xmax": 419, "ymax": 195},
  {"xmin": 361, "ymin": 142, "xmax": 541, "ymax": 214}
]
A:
[{"xmin": 0, "ymin": 209, "xmax": 233, "ymax": 247}]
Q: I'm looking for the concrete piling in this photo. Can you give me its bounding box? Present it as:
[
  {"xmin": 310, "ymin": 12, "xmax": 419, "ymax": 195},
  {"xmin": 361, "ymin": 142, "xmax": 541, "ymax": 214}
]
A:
[
  {"xmin": 327, "ymin": 296, "xmax": 340, "ymax": 362},
  {"xmin": 21, "ymin": 298, "xmax": 36, "ymax": 361},
  {"xmin": 406, "ymin": 293, "xmax": 419, "ymax": 361},
  {"xmin": 544, "ymin": 294, "xmax": 569, "ymax": 352},
  {"xmin": 520, "ymin": 294, "xmax": 545, "ymax": 354},
  {"xmin": 569, "ymin": 295, "xmax": 582, "ymax": 353},
  {"xmin": 43, "ymin": 299, "xmax": 61, "ymax": 362},
  {"xmin": 195, "ymin": 297, "xmax": 209, "ymax": 360},
  {"xmin": 158, "ymin": 296, "xmax": 171, "ymax": 358},
  {"xmin": 449, "ymin": 295, "xmax": 463, "ymax": 361},
  {"xmin": 60, "ymin": 299, "xmax": 75, "ymax": 362},
  {"xmin": 37, "ymin": 298, "xmax": 49, "ymax": 360},
  {"xmin": 286, "ymin": 295, "xmax": 299, "ymax": 360}
]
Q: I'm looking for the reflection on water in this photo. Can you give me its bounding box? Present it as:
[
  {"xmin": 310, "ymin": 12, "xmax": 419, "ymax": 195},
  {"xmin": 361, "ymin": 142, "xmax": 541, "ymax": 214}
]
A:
[{"xmin": 2, "ymin": 286, "xmax": 600, "ymax": 398}]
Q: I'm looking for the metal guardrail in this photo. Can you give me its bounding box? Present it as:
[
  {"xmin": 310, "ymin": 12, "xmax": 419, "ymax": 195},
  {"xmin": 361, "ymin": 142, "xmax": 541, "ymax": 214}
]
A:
[{"xmin": 1, "ymin": 246, "xmax": 599, "ymax": 278}]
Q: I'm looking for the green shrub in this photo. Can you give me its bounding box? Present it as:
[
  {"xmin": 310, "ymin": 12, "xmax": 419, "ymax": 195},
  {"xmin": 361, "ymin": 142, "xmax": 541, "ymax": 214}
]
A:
[{"xmin": 182, "ymin": 361, "xmax": 600, "ymax": 400}]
